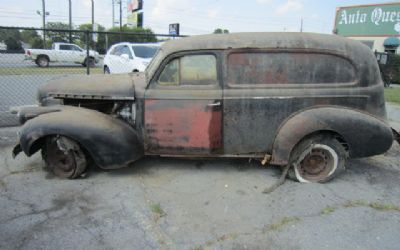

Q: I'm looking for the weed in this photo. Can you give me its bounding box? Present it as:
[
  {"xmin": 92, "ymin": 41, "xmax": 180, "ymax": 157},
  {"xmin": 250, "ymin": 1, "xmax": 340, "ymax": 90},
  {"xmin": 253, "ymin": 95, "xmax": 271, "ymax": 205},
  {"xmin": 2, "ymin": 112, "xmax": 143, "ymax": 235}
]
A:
[
  {"xmin": 150, "ymin": 203, "xmax": 166, "ymax": 217},
  {"xmin": 320, "ymin": 206, "xmax": 336, "ymax": 215},
  {"xmin": 263, "ymin": 216, "xmax": 300, "ymax": 233},
  {"xmin": 369, "ymin": 202, "xmax": 400, "ymax": 211}
]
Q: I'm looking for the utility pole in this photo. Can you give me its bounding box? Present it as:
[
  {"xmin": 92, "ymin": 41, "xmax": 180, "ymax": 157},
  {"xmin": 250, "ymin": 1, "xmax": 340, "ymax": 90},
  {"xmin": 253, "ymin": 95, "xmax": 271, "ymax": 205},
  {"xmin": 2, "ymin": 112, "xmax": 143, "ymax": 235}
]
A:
[
  {"xmin": 91, "ymin": 0, "xmax": 94, "ymax": 31},
  {"xmin": 119, "ymin": 0, "xmax": 122, "ymax": 41},
  {"xmin": 91, "ymin": 0, "xmax": 95, "ymax": 48},
  {"xmin": 42, "ymin": 0, "xmax": 46, "ymax": 48},
  {"xmin": 68, "ymin": 0, "xmax": 72, "ymax": 43},
  {"xmin": 119, "ymin": 0, "xmax": 122, "ymax": 31},
  {"xmin": 112, "ymin": 0, "xmax": 115, "ymax": 27},
  {"xmin": 300, "ymin": 18, "xmax": 303, "ymax": 32}
]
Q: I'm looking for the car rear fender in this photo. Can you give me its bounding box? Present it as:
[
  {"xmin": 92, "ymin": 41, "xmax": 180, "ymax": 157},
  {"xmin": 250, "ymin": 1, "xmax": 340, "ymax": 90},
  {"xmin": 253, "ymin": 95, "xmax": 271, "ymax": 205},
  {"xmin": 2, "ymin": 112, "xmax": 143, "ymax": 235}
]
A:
[
  {"xmin": 16, "ymin": 106, "xmax": 143, "ymax": 169},
  {"xmin": 270, "ymin": 106, "xmax": 394, "ymax": 165}
]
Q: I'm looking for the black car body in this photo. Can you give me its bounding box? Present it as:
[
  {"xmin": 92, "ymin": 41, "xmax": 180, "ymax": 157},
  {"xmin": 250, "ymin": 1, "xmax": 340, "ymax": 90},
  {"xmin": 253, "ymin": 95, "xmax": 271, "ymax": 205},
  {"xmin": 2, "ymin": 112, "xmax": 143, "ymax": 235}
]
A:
[{"xmin": 13, "ymin": 32, "xmax": 396, "ymax": 182}]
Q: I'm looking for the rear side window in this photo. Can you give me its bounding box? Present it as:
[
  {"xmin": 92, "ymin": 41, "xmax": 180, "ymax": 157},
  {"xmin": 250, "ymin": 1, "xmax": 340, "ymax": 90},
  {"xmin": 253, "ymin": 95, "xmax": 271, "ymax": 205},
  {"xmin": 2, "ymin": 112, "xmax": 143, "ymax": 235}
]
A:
[{"xmin": 227, "ymin": 52, "xmax": 356, "ymax": 85}]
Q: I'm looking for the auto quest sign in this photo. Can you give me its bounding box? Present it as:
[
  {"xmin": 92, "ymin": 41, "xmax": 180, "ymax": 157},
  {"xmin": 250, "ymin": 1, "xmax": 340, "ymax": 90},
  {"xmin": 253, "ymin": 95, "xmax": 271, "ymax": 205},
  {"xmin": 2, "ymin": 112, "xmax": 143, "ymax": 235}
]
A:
[{"xmin": 335, "ymin": 3, "xmax": 400, "ymax": 37}]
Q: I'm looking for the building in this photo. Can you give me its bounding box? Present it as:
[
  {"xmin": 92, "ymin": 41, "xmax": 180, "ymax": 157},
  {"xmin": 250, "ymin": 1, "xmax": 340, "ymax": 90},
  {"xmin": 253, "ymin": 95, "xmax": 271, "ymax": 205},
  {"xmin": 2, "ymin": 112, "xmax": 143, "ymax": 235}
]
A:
[{"xmin": 334, "ymin": 2, "xmax": 400, "ymax": 54}]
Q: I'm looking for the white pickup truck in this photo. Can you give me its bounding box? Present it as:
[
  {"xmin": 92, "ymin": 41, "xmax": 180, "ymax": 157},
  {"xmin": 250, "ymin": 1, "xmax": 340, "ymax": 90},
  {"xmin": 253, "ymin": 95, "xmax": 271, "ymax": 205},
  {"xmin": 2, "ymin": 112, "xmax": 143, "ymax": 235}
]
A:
[{"xmin": 25, "ymin": 43, "xmax": 100, "ymax": 67}]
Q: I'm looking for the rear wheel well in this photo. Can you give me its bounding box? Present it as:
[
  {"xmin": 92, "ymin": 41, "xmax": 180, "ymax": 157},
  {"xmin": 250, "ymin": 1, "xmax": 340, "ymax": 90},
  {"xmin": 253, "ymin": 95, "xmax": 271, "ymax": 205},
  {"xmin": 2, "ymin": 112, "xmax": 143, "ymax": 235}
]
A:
[
  {"xmin": 36, "ymin": 54, "xmax": 49, "ymax": 61},
  {"xmin": 293, "ymin": 130, "xmax": 349, "ymax": 154}
]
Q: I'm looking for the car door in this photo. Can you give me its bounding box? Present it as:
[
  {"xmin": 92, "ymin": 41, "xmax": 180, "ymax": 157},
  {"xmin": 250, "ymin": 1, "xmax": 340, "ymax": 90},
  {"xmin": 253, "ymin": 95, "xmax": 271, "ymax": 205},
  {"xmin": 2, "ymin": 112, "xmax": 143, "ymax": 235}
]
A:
[
  {"xmin": 58, "ymin": 44, "xmax": 81, "ymax": 63},
  {"xmin": 144, "ymin": 52, "xmax": 223, "ymax": 155},
  {"xmin": 58, "ymin": 44, "xmax": 72, "ymax": 62},
  {"xmin": 106, "ymin": 45, "xmax": 121, "ymax": 73},
  {"xmin": 117, "ymin": 45, "xmax": 133, "ymax": 73},
  {"xmin": 70, "ymin": 45, "xmax": 86, "ymax": 62}
]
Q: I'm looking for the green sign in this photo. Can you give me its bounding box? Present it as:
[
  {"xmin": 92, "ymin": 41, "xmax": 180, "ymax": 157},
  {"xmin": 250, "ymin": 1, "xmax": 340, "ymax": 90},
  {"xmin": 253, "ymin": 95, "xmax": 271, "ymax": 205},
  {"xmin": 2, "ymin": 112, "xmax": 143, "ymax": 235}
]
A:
[{"xmin": 335, "ymin": 3, "xmax": 400, "ymax": 37}]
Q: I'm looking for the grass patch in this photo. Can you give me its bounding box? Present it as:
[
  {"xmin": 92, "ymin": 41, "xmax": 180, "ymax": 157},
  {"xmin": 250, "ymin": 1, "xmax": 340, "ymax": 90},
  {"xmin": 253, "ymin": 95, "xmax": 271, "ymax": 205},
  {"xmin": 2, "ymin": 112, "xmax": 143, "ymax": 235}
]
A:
[
  {"xmin": 384, "ymin": 87, "xmax": 400, "ymax": 104},
  {"xmin": 319, "ymin": 200, "xmax": 400, "ymax": 217},
  {"xmin": 369, "ymin": 202, "xmax": 400, "ymax": 211},
  {"xmin": 263, "ymin": 216, "xmax": 300, "ymax": 233},
  {"xmin": 342, "ymin": 200, "xmax": 400, "ymax": 212},
  {"xmin": 0, "ymin": 67, "xmax": 102, "ymax": 75},
  {"xmin": 320, "ymin": 206, "xmax": 336, "ymax": 215},
  {"xmin": 150, "ymin": 203, "xmax": 166, "ymax": 217},
  {"xmin": 343, "ymin": 200, "xmax": 369, "ymax": 208}
]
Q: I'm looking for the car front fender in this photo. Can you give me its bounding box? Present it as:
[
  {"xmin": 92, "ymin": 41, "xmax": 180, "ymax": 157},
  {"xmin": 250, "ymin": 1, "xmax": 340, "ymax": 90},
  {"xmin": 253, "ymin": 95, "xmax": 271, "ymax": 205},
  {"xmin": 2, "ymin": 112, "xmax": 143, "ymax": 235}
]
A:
[
  {"xmin": 16, "ymin": 106, "xmax": 143, "ymax": 169},
  {"xmin": 270, "ymin": 106, "xmax": 394, "ymax": 166}
]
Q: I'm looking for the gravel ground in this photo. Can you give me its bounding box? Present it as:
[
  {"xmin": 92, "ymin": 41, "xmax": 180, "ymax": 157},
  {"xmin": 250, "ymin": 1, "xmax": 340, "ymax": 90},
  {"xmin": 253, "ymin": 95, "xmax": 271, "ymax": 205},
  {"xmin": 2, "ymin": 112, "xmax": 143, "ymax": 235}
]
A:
[{"xmin": 0, "ymin": 104, "xmax": 399, "ymax": 250}]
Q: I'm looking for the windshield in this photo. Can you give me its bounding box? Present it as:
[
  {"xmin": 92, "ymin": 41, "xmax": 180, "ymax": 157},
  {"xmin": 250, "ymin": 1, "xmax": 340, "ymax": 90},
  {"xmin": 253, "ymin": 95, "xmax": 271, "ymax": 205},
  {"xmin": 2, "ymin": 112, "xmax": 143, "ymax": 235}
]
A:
[{"xmin": 132, "ymin": 45, "xmax": 159, "ymax": 58}]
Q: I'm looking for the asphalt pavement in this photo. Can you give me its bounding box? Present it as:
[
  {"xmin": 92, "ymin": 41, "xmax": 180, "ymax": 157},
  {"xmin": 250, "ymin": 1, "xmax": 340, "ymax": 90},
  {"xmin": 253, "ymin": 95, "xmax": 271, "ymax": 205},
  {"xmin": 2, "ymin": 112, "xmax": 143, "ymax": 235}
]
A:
[{"xmin": 0, "ymin": 105, "xmax": 400, "ymax": 250}]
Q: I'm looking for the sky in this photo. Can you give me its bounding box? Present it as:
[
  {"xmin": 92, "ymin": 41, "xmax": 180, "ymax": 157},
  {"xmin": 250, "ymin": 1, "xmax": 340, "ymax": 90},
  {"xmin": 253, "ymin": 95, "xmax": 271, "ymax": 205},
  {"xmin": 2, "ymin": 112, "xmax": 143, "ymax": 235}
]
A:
[{"xmin": 0, "ymin": 0, "xmax": 395, "ymax": 35}]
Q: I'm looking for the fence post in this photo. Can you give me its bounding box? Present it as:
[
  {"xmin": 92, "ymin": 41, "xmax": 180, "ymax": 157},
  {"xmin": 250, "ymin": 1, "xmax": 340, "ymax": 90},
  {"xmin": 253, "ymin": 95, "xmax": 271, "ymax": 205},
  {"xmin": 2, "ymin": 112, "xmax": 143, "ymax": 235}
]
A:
[{"xmin": 85, "ymin": 30, "xmax": 90, "ymax": 75}]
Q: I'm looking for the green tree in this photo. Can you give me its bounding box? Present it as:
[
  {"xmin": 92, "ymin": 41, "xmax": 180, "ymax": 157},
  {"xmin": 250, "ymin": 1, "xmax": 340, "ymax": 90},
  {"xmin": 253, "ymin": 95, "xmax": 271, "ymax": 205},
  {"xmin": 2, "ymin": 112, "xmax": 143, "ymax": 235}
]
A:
[
  {"xmin": 0, "ymin": 29, "xmax": 22, "ymax": 51},
  {"xmin": 78, "ymin": 23, "xmax": 106, "ymax": 53},
  {"xmin": 106, "ymin": 25, "xmax": 157, "ymax": 49},
  {"xmin": 20, "ymin": 30, "xmax": 43, "ymax": 49},
  {"xmin": 213, "ymin": 28, "xmax": 229, "ymax": 34},
  {"xmin": 45, "ymin": 22, "xmax": 70, "ymax": 43}
]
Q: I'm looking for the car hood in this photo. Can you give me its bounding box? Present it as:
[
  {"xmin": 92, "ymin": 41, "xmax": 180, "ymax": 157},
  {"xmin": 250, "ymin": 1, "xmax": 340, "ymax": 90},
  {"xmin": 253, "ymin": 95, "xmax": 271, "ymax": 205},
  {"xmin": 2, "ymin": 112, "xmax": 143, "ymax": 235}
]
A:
[{"xmin": 38, "ymin": 73, "xmax": 146, "ymax": 103}]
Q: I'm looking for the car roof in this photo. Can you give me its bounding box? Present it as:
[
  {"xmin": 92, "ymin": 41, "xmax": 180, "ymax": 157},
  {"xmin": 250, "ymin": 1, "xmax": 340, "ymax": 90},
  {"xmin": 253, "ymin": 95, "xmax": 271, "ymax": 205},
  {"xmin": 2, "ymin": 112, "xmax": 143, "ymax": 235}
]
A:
[
  {"xmin": 161, "ymin": 32, "xmax": 369, "ymax": 56},
  {"xmin": 147, "ymin": 32, "xmax": 379, "ymax": 87}
]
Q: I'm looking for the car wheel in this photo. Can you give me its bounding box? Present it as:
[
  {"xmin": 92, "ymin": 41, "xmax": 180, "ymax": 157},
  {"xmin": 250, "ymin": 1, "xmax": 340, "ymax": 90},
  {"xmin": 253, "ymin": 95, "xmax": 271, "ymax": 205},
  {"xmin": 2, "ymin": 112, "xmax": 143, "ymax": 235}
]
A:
[
  {"xmin": 36, "ymin": 56, "xmax": 49, "ymax": 67},
  {"xmin": 288, "ymin": 135, "xmax": 347, "ymax": 183},
  {"xmin": 42, "ymin": 136, "xmax": 87, "ymax": 179},
  {"xmin": 104, "ymin": 66, "xmax": 110, "ymax": 74}
]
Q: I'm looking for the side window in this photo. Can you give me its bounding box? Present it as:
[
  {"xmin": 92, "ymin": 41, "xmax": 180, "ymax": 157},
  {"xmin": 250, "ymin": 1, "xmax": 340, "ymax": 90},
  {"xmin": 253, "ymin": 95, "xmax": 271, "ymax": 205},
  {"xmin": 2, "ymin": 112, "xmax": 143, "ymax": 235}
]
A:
[
  {"xmin": 120, "ymin": 45, "xmax": 133, "ymax": 59},
  {"xmin": 59, "ymin": 45, "xmax": 72, "ymax": 51},
  {"xmin": 227, "ymin": 52, "xmax": 356, "ymax": 85},
  {"xmin": 110, "ymin": 45, "xmax": 121, "ymax": 55},
  {"xmin": 158, "ymin": 58, "xmax": 179, "ymax": 85},
  {"xmin": 158, "ymin": 54, "xmax": 217, "ymax": 86},
  {"xmin": 71, "ymin": 45, "xmax": 82, "ymax": 52}
]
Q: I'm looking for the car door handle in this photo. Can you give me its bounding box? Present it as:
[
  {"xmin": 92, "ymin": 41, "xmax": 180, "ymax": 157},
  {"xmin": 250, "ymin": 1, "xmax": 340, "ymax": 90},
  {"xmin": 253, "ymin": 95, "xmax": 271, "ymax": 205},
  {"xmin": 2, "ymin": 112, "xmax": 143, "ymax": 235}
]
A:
[{"xmin": 207, "ymin": 101, "xmax": 221, "ymax": 107}]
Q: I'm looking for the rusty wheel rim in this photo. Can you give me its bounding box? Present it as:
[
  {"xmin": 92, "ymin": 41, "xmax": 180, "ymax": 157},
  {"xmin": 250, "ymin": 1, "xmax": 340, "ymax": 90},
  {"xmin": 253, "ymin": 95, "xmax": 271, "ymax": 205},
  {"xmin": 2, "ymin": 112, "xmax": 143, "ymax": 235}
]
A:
[
  {"xmin": 295, "ymin": 144, "xmax": 337, "ymax": 182},
  {"xmin": 47, "ymin": 143, "xmax": 76, "ymax": 178}
]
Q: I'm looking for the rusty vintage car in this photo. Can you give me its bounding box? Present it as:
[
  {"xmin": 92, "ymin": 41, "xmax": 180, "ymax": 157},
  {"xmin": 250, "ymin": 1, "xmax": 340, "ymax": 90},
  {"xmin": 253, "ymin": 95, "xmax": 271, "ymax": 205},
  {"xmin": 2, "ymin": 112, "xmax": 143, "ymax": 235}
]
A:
[{"xmin": 12, "ymin": 32, "xmax": 397, "ymax": 182}]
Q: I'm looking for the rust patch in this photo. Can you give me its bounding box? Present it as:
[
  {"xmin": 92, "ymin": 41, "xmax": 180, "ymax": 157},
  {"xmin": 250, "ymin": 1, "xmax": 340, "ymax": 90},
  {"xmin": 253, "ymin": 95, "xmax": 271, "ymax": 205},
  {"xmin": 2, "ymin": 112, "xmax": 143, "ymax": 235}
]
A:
[{"xmin": 144, "ymin": 99, "xmax": 222, "ymax": 154}]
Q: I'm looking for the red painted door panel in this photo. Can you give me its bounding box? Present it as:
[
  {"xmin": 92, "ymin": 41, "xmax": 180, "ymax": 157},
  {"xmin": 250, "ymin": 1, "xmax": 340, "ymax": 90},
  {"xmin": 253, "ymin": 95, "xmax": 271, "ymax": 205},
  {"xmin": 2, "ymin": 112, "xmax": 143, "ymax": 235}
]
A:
[{"xmin": 145, "ymin": 99, "xmax": 222, "ymax": 155}]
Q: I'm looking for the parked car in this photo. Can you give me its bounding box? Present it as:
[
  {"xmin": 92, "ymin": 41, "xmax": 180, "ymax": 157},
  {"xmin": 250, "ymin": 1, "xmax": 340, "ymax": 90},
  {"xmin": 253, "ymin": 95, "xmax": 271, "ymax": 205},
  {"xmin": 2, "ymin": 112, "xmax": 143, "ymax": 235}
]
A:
[
  {"xmin": 13, "ymin": 32, "xmax": 398, "ymax": 182},
  {"xmin": 103, "ymin": 42, "xmax": 160, "ymax": 74},
  {"xmin": 25, "ymin": 42, "xmax": 100, "ymax": 67}
]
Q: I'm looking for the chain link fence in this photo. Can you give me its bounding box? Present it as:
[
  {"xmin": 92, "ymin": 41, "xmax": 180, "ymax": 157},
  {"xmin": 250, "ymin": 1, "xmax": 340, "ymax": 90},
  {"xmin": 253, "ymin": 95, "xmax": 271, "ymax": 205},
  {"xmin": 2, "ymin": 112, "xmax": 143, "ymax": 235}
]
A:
[
  {"xmin": 0, "ymin": 26, "xmax": 183, "ymax": 127},
  {"xmin": 375, "ymin": 51, "xmax": 400, "ymax": 87}
]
